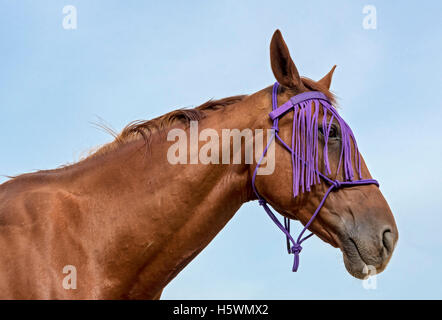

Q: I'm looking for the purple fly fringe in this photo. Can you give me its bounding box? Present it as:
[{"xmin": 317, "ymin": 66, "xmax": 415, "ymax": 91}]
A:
[{"xmin": 289, "ymin": 99, "xmax": 363, "ymax": 198}]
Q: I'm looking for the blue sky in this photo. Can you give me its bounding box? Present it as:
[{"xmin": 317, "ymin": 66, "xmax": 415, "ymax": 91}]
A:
[{"xmin": 1, "ymin": 1, "xmax": 441, "ymax": 299}]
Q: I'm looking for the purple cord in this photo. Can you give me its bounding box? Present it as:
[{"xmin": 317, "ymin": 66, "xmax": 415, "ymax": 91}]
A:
[{"xmin": 252, "ymin": 82, "xmax": 378, "ymax": 272}]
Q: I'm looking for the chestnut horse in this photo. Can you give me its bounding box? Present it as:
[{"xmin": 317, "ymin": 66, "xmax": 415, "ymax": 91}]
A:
[{"xmin": 0, "ymin": 30, "xmax": 398, "ymax": 299}]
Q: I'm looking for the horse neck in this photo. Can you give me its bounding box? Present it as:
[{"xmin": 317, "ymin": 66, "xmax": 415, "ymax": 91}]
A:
[{"xmin": 67, "ymin": 89, "xmax": 271, "ymax": 298}]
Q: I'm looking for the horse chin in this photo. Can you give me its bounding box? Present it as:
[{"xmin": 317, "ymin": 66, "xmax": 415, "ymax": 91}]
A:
[
  {"xmin": 339, "ymin": 237, "xmax": 387, "ymax": 280},
  {"xmin": 342, "ymin": 253, "xmax": 368, "ymax": 280}
]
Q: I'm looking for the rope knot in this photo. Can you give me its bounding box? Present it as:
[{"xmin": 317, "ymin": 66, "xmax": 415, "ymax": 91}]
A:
[
  {"xmin": 290, "ymin": 243, "xmax": 302, "ymax": 272},
  {"xmin": 290, "ymin": 243, "xmax": 302, "ymax": 255},
  {"xmin": 258, "ymin": 199, "xmax": 266, "ymax": 206},
  {"xmin": 332, "ymin": 180, "xmax": 342, "ymax": 189}
]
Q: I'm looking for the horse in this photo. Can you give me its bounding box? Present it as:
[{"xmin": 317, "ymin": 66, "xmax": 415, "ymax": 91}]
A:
[{"xmin": 0, "ymin": 30, "xmax": 398, "ymax": 299}]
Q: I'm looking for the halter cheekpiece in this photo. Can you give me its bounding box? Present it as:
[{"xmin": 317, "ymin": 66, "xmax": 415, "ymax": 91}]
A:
[{"xmin": 252, "ymin": 82, "xmax": 379, "ymax": 272}]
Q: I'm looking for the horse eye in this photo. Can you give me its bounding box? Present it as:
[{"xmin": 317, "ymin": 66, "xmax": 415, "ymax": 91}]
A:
[
  {"xmin": 328, "ymin": 126, "xmax": 338, "ymax": 138},
  {"xmin": 319, "ymin": 125, "xmax": 339, "ymax": 138}
]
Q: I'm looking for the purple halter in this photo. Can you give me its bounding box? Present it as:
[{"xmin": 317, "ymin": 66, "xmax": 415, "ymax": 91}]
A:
[{"xmin": 252, "ymin": 82, "xmax": 378, "ymax": 272}]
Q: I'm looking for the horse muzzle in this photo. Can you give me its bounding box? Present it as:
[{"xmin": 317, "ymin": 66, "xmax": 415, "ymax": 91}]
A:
[{"xmin": 338, "ymin": 219, "xmax": 398, "ymax": 279}]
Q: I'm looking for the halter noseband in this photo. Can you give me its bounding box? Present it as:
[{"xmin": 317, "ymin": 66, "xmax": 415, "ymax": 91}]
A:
[{"xmin": 252, "ymin": 82, "xmax": 378, "ymax": 272}]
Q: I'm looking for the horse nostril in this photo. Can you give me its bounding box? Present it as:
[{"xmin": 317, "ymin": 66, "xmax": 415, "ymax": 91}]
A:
[{"xmin": 382, "ymin": 228, "xmax": 394, "ymax": 254}]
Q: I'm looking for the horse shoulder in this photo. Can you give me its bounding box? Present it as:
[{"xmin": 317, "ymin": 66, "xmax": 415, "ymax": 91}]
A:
[{"xmin": 0, "ymin": 179, "xmax": 88, "ymax": 298}]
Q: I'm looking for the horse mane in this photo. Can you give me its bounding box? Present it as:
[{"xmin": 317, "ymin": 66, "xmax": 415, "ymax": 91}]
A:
[
  {"xmin": 5, "ymin": 78, "xmax": 336, "ymax": 179},
  {"xmin": 88, "ymin": 78, "xmax": 335, "ymax": 159},
  {"xmin": 87, "ymin": 95, "xmax": 247, "ymax": 158}
]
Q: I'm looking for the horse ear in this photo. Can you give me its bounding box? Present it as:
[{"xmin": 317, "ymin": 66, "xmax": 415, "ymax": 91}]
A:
[
  {"xmin": 317, "ymin": 65, "xmax": 337, "ymax": 89},
  {"xmin": 270, "ymin": 30, "xmax": 303, "ymax": 89}
]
